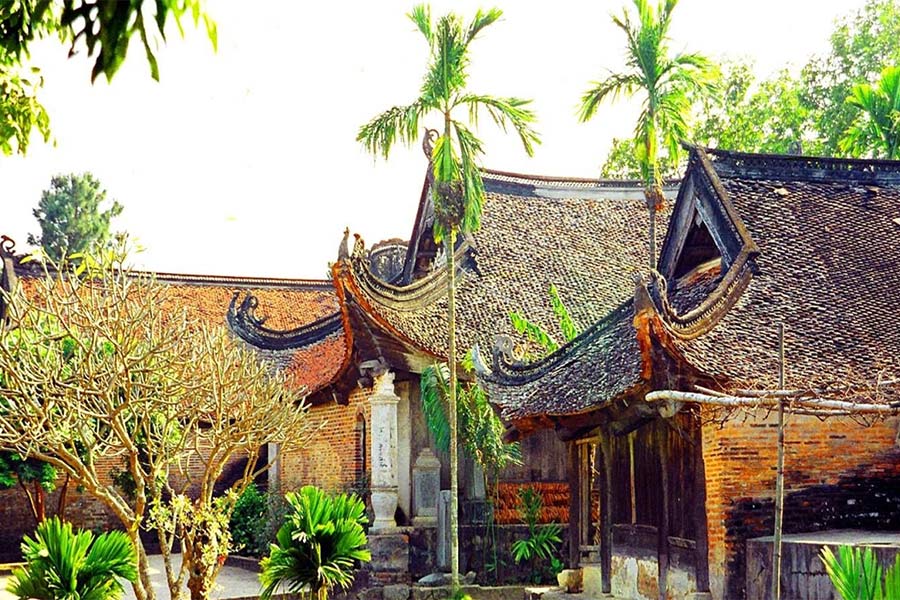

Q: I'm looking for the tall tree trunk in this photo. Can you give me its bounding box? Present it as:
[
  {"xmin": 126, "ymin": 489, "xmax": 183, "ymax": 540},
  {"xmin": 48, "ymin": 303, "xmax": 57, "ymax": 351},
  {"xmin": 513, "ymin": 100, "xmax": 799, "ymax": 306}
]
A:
[{"xmin": 447, "ymin": 228, "xmax": 460, "ymax": 588}]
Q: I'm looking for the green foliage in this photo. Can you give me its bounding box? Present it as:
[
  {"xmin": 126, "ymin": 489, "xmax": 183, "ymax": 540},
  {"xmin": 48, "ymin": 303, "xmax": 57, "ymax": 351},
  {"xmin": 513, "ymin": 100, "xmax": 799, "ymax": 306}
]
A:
[
  {"xmin": 420, "ymin": 359, "xmax": 522, "ymax": 477},
  {"xmin": 510, "ymin": 487, "xmax": 562, "ymax": 584},
  {"xmin": 840, "ymin": 65, "xmax": 900, "ymax": 158},
  {"xmin": 601, "ymin": 137, "xmax": 680, "ymax": 180},
  {"xmin": 579, "ymin": 0, "xmax": 717, "ymax": 187},
  {"xmin": 509, "ymin": 285, "xmax": 580, "ymax": 358},
  {"xmin": 801, "ymin": 0, "xmax": 900, "ymax": 155},
  {"xmin": 821, "ymin": 545, "xmax": 900, "ymax": 600},
  {"xmin": 230, "ymin": 483, "xmax": 267, "ymax": 557},
  {"xmin": 0, "ymin": 0, "xmax": 215, "ymax": 157},
  {"xmin": 692, "ymin": 61, "xmax": 816, "ymax": 155},
  {"xmin": 259, "ymin": 486, "xmax": 371, "ymax": 600},
  {"xmin": 357, "ymin": 4, "xmax": 538, "ymax": 240},
  {"xmin": 0, "ymin": 451, "xmax": 55, "ymax": 492},
  {"xmin": 7, "ymin": 516, "xmax": 137, "ymax": 600},
  {"xmin": 27, "ymin": 173, "xmax": 123, "ymax": 262}
]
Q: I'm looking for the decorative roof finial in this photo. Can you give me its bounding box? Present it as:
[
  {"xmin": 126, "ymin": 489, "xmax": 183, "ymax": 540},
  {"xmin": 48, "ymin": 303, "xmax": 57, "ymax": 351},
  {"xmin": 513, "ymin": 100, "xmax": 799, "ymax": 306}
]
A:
[
  {"xmin": 422, "ymin": 128, "xmax": 438, "ymax": 159},
  {"xmin": 338, "ymin": 227, "xmax": 350, "ymax": 261}
]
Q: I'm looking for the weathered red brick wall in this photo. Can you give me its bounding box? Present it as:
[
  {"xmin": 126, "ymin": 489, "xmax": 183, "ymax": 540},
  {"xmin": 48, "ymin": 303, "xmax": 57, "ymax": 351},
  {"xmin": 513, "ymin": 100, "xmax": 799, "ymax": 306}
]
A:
[
  {"xmin": 278, "ymin": 387, "xmax": 372, "ymax": 493},
  {"xmin": 702, "ymin": 410, "xmax": 900, "ymax": 599},
  {"xmin": 0, "ymin": 440, "xmax": 249, "ymax": 560}
]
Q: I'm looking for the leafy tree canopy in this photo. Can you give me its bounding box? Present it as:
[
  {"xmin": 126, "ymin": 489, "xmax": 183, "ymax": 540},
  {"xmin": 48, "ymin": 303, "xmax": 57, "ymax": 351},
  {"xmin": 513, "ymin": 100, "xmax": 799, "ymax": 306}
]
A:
[
  {"xmin": 0, "ymin": 0, "xmax": 216, "ymax": 156},
  {"xmin": 27, "ymin": 172, "xmax": 123, "ymax": 262}
]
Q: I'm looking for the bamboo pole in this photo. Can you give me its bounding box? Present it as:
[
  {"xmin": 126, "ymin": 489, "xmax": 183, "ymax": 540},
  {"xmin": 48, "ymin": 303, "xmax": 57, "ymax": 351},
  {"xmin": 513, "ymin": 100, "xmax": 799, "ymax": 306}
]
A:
[{"xmin": 772, "ymin": 323, "xmax": 785, "ymax": 600}]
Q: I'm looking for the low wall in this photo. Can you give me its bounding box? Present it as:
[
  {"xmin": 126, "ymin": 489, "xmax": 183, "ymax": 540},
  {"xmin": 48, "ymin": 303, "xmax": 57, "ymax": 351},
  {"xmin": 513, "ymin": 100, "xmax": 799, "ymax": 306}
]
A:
[{"xmin": 746, "ymin": 530, "xmax": 900, "ymax": 600}]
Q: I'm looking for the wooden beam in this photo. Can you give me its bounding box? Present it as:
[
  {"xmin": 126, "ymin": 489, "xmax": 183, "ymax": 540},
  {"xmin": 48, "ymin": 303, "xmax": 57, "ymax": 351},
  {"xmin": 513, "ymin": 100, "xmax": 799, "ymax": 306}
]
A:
[
  {"xmin": 693, "ymin": 418, "xmax": 711, "ymax": 594},
  {"xmin": 567, "ymin": 440, "xmax": 580, "ymax": 568},
  {"xmin": 599, "ymin": 434, "xmax": 613, "ymax": 595},
  {"xmin": 657, "ymin": 425, "xmax": 670, "ymax": 600}
]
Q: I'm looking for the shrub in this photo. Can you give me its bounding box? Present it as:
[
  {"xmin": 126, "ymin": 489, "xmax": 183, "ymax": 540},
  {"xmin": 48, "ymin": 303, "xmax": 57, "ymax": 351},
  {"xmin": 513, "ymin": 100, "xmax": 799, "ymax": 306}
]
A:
[
  {"xmin": 230, "ymin": 483, "xmax": 267, "ymax": 556},
  {"xmin": 7, "ymin": 517, "xmax": 137, "ymax": 600},
  {"xmin": 510, "ymin": 486, "xmax": 562, "ymax": 584},
  {"xmin": 260, "ymin": 486, "xmax": 371, "ymax": 600},
  {"xmin": 821, "ymin": 545, "xmax": 900, "ymax": 600}
]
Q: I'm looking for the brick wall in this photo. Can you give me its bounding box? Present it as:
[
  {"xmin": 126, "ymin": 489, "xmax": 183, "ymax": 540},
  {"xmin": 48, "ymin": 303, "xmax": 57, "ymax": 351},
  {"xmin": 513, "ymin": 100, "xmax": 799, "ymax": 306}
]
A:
[
  {"xmin": 278, "ymin": 386, "xmax": 372, "ymax": 493},
  {"xmin": 0, "ymin": 439, "xmax": 251, "ymax": 561},
  {"xmin": 702, "ymin": 410, "xmax": 900, "ymax": 599}
]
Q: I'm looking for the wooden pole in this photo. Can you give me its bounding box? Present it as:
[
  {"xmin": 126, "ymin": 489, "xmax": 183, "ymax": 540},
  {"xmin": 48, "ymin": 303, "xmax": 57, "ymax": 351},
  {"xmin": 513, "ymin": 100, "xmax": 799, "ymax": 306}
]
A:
[
  {"xmin": 599, "ymin": 435, "xmax": 614, "ymax": 595},
  {"xmin": 567, "ymin": 441, "xmax": 580, "ymax": 568},
  {"xmin": 772, "ymin": 324, "xmax": 786, "ymax": 600}
]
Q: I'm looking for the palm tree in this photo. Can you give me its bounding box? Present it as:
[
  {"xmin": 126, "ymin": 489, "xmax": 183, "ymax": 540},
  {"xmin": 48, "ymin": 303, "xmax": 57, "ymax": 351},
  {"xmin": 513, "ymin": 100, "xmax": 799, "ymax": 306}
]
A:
[
  {"xmin": 259, "ymin": 486, "xmax": 370, "ymax": 600},
  {"xmin": 839, "ymin": 65, "xmax": 900, "ymax": 159},
  {"xmin": 357, "ymin": 4, "xmax": 539, "ymax": 587},
  {"xmin": 8, "ymin": 516, "xmax": 138, "ymax": 600},
  {"xmin": 578, "ymin": 0, "xmax": 716, "ymax": 267}
]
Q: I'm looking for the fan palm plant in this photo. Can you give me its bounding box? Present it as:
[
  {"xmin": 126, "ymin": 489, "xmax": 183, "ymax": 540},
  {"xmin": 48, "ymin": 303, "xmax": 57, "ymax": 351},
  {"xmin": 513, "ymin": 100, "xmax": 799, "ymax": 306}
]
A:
[
  {"xmin": 259, "ymin": 486, "xmax": 370, "ymax": 600},
  {"xmin": 578, "ymin": 0, "xmax": 716, "ymax": 267},
  {"xmin": 357, "ymin": 4, "xmax": 539, "ymax": 587},
  {"xmin": 821, "ymin": 545, "xmax": 900, "ymax": 600},
  {"xmin": 7, "ymin": 516, "xmax": 137, "ymax": 600},
  {"xmin": 839, "ymin": 65, "xmax": 900, "ymax": 159}
]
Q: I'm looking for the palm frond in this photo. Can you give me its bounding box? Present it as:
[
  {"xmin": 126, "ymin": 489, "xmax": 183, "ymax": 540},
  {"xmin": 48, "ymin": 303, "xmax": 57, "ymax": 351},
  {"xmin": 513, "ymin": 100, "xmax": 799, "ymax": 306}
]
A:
[
  {"xmin": 578, "ymin": 72, "xmax": 641, "ymax": 122},
  {"xmin": 453, "ymin": 120, "xmax": 486, "ymax": 233},
  {"xmin": 466, "ymin": 8, "xmax": 502, "ymax": 44},
  {"xmin": 420, "ymin": 364, "xmax": 451, "ymax": 453},
  {"xmin": 356, "ymin": 102, "xmax": 428, "ymax": 159},
  {"xmin": 457, "ymin": 94, "xmax": 539, "ymax": 156},
  {"xmin": 407, "ymin": 4, "xmax": 432, "ymax": 44}
]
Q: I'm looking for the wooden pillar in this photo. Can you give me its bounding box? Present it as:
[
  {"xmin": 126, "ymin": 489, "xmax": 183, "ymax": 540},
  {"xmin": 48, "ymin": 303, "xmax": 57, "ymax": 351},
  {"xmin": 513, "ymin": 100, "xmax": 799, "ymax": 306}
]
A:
[
  {"xmin": 599, "ymin": 434, "xmax": 613, "ymax": 595},
  {"xmin": 657, "ymin": 425, "xmax": 670, "ymax": 600},
  {"xmin": 693, "ymin": 417, "xmax": 711, "ymax": 594},
  {"xmin": 567, "ymin": 440, "xmax": 580, "ymax": 568}
]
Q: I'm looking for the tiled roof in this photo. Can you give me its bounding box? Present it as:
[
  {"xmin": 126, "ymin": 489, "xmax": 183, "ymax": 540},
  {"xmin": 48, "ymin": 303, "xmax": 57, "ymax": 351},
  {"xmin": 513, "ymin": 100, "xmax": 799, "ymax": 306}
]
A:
[
  {"xmin": 659, "ymin": 148, "xmax": 900, "ymax": 394},
  {"xmin": 477, "ymin": 148, "xmax": 900, "ymax": 434},
  {"xmin": 478, "ymin": 300, "xmax": 645, "ymax": 431},
  {"xmin": 9, "ymin": 260, "xmax": 345, "ymax": 395},
  {"xmin": 338, "ymin": 171, "xmax": 674, "ymax": 365}
]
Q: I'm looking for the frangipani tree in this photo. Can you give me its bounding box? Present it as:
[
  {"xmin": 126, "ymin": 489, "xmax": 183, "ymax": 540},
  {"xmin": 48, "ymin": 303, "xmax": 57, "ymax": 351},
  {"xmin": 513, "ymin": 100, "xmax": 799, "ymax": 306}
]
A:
[
  {"xmin": 357, "ymin": 4, "xmax": 539, "ymax": 587},
  {"xmin": 578, "ymin": 0, "xmax": 716, "ymax": 266},
  {"xmin": 0, "ymin": 248, "xmax": 311, "ymax": 600}
]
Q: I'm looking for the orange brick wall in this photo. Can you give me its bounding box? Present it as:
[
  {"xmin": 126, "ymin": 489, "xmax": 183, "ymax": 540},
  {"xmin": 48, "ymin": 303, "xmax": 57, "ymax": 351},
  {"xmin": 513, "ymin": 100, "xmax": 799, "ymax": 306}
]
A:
[
  {"xmin": 702, "ymin": 410, "xmax": 900, "ymax": 599},
  {"xmin": 0, "ymin": 438, "xmax": 249, "ymax": 560},
  {"xmin": 278, "ymin": 387, "xmax": 372, "ymax": 493}
]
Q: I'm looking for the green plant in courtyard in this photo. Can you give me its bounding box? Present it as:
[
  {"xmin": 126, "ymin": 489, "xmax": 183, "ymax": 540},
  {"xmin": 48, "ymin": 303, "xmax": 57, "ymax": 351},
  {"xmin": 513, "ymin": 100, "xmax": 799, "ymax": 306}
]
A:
[
  {"xmin": 358, "ymin": 4, "xmax": 539, "ymax": 588},
  {"xmin": 510, "ymin": 486, "xmax": 562, "ymax": 584},
  {"xmin": 230, "ymin": 483, "xmax": 267, "ymax": 556},
  {"xmin": 7, "ymin": 516, "xmax": 137, "ymax": 600},
  {"xmin": 260, "ymin": 485, "xmax": 371, "ymax": 600},
  {"xmin": 821, "ymin": 545, "xmax": 900, "ymax": 600}
]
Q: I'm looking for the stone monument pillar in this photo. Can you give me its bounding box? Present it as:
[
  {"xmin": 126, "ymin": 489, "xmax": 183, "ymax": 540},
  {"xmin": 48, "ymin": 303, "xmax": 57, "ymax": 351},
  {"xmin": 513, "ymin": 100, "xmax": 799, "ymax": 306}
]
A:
[
  {"xmin": 412, "ymin": 447, "xmax": 441, "ymax": 527},
  {"xmin": 370, "ymin": 371, "xmax": 400, "ymax": 531}
]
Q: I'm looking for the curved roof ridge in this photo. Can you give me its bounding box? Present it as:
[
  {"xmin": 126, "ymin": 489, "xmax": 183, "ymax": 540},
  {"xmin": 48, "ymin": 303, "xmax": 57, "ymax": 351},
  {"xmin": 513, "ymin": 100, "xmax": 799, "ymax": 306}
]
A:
[
  {"xmin": 227, "ymin": 291, "xmax": 343, "ymax": 350},
  {"xmin": 482, "ymin": 300, "xmax": 635, "ymax": 386}
]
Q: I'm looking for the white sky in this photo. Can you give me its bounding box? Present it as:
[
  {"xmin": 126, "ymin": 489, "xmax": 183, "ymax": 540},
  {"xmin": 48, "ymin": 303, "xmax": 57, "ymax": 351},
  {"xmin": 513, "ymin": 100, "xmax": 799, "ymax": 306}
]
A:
[{"xmin": 1, "ymin": 0, "xmax": 867, "ymax": 278}]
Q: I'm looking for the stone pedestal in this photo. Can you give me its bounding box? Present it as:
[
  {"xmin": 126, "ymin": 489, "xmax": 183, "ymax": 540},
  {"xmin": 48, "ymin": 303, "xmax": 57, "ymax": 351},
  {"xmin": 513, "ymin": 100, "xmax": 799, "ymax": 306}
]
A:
[
  {"xmin": 368, "ymin": 531, "xmax": 411, "ymax": 586},
  {"xmin": 412, "ymin": 448, "xmax": 441, "ymax": 527},
  {"xmin": 370, "ymin": 372, "xmax": 400, "ymax": 531}
]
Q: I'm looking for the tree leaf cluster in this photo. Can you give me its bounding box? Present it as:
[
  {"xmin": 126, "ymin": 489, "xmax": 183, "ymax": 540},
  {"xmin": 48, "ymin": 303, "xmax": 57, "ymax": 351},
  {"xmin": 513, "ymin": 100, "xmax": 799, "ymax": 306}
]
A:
[{"xmin": 0, "ymin": 0, "xmax": 215, "ymax": 156}]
